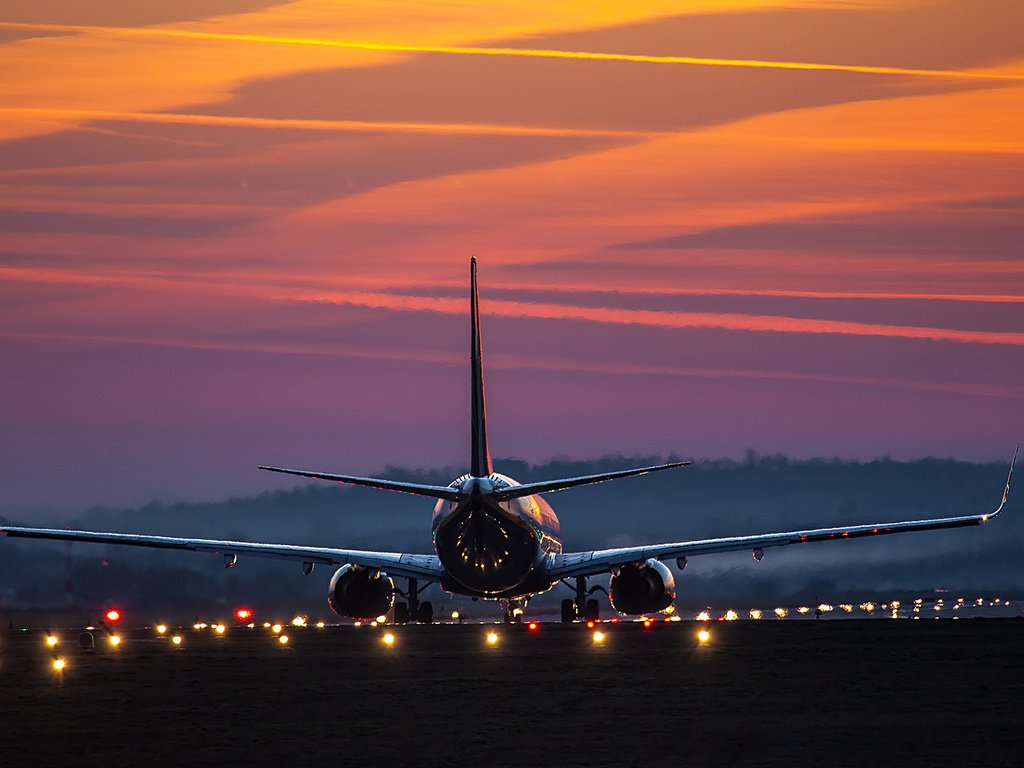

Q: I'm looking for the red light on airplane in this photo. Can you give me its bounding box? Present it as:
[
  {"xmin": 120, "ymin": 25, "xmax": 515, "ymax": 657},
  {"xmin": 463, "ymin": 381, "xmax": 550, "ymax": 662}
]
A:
[
  {"xmin": 105, "ymin": 608, "xmax": 122, "ymax": 624},
  {"xmin": 235, "ymin": 607, "xmax": 254, "ymax": 622},
  {"xmin": 528, "ymin": 622, "xmax": 538, "ymax": 632}
]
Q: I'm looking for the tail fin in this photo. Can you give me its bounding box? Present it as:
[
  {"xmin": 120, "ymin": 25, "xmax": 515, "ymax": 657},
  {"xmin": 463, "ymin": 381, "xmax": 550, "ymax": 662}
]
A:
[{"xmin": 470, "ymin": 257, "xmax": 493, "ymax": 477}]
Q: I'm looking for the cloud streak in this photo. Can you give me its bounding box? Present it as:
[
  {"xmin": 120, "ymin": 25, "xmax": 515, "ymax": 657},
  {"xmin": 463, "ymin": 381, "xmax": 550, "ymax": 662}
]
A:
[
  {"xmin": 4, "ymin": 266, "xmax": 1023, "ymax": 347},
  {"xmin": 2, "ymin": 21, "xmax": 1022, "ymax": 82}
]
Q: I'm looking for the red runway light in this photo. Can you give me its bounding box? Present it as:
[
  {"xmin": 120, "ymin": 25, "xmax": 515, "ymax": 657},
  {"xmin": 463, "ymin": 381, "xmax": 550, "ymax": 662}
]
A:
[
  {"xmin": 643, "ymin": 619, "xmax": 652, "ymax": 628},
  {"xmin": 528, "ymin": 622, "xmax": 538, "ymax": 632},
  {"xmin": 234, "ymin": 607, "xmax": 254, "ymax": 622},
  {"xmin": 586, "ymin": 621, "xmax": 595, "ymax": 629},
  {"xmin": 104, "ymin": 608, "xmax": 122, "ymax": 624}
]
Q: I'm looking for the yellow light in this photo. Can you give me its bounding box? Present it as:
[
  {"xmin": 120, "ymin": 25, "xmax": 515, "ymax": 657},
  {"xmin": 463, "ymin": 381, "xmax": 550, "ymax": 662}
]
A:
[
  {"xmin": 52, "ymin": 658, "xmax": 66, "ymax": 671},
  {"xmin": 592, "ymin": 631, "xmax": 606, "ymax": 644},
  {"xmin": 486, "ymin": 631, "xmax": 499, "ymax": 645},
  {"xmin": 353, "ymin": 621, "xmax": 362, "ymax": 628},
  {"xmin": 214, "ymin": 624, "xmax": 226, "ymax": 634},
  {"xmin": 774, "ymin": 607, "xmax": 788, "ymax": 618},
  {"xmin": 382, "ymin": 632, "xmax": 396, "ymax": 646},
  {"xmin": 663, "ymin": 605, "xmax": 676, "ymax": 615},
  {"xmin": 315, "ymin": 621, "xmax": 325, "ymax": 629},
  {"xmin": 724, "ymin": 610, "xmax": 738, "ymax": 621},
  {"xmin": 451, "ymin": 611, "xmax": 460, "ymax": 620},
  {"xmin": 696, "ymin": 611, "xmax": 711, "ymax": 622},
  {"xmin": 749, "ymin": 610, "xmax": 762, "ymax": 620},
  {"xmin": 293, "ymin": 616, "xmax": 308, "ymax": 627},
  {"xmin": 109, "ymin": 634, "xmax": 121, "ymax": 647},
  {"xmin": 156, "ymin": 624, "xmax": 167, "ymax": 635},
  {"xmin": 263, "ymin": 622, "xmax": 272, "ymax": 628},
  {"xmin": 797, "ymin": 606, "xmax": 810, "ymax": 614},
  {"xmin": 278, "ymin": 634, "xmax": 289, "ymax": 645},
  {"xmin": 370, "ymin": 621, "xmax": 378, "ymax": 628},
  {"xmin": 271, "ymin": 624, "xmax": 282, "ymax": 634},
  {"xmin": 171, "ymin": 635, "xmax": 183, "ymax": 646},
  {"xmin": 374, "ymin": 615, "xmax": 386, "ymax": 625},
  {"xmin": 45, "ymin": 635, "xmax": 58, "ymax": 647},
  {"xmin": 193, "ymin": 623, "xmax": 202, "ymax": 630},
  {"xmin": 818, "ymin": 604, "xmax": 834, "ymax": 612},
  {"xmin": 697, "ymin": 629, "xmax": 711, "ymax": 644}
]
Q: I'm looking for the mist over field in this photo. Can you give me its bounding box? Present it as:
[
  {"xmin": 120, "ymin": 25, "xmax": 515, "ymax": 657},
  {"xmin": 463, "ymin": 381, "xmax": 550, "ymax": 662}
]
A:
[{"xmin": 1, "ymin": 454, "xmax": 1018, "ymax": 617}]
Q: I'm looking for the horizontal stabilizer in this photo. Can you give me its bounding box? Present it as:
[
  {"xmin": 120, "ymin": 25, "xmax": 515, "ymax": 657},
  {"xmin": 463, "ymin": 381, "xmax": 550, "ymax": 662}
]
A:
[
  {"xmin": 258, "ymin": 466, "xmax": 461, "ymax": 501},
  {"xmin": 493, "ymin": 460, "xmax": 691, "ymax": 501}
]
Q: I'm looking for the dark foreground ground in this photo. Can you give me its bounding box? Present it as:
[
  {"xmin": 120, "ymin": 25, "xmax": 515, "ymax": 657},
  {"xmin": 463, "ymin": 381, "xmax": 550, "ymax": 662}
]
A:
[{"xmin": 2, "ymin": 620, "xmax": 1022, "ymax": 767}]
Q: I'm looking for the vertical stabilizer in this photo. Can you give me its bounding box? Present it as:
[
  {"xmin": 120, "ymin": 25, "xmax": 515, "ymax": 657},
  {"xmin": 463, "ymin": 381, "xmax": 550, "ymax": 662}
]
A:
[{"xmin": 470, "ymin": 257, "xmax": 493, "ymax": 477}]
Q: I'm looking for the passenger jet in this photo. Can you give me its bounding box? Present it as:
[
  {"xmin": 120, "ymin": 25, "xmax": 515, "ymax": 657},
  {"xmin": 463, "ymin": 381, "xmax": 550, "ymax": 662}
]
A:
[{"xmin": 1, "ymin": 259, "xmax": 1015, "ymax": 623}]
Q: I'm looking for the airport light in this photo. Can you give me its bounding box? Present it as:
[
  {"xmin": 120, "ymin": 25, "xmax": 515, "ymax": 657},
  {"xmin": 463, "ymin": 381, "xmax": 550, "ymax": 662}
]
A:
[
  {"xmin": 697, "ymin": 629, "xmax": 711, "ymax": 644},
  {"xmin": 486, "ymin": 631, "xmax": 499, "ymax": 646},
  {"xmin": 374, "ymin": 615, "xmax": 386, "ymax": 625},
  {"xmin": 797, "ymin": 606, "xmax": 810, "ymax": 614},
  {"xmin": 724, "ymin": 610, "xmax": 738, "ymax": 621},
  {"xmin": 278, "ymin": 634, "xmax": 289, "ymax": 645},
  {"xmin": 696, "ymin": 611, "xmax": 711, "ymax": 622},
  {"xmin": 315, "ymin": 621, "xmax": 325, "ymax": 629},
  {"xmin": 235, "ymin": 607, "xmax": 254, "ymax": 622},
  {"xmin": 171, "ymin": 635, "xmax": 183, "ymax": 646},
  {"xmin": 156, "ymin": 624, "xmax": 167, "ymax": 635},
  {"xmin": 53, "ymin": 658, "xmax": 66, "ymax": 671},
  {"xmin": 592, "ymin": 631, "xmax": 606, "ymax": 644},
  {"xmin": 774, "ymin": 608, "xmax": 788, "ymax": 618},
  {"xmin": 214, "ymin": 624, "xmax": 226, "ymax": 634},
  {"xmin": 586, "ymin": 621, "xmax": 595, "ymax": 629},
  {"xmin": 109, "ymin": 634, "xmax": 122, "ymax": 648},
  {"xmin": 45, "ymin": 635, "xmax": 59, "ymax": 647},
  {"xmin": 382, "ymin": 632, "xmax": 396, "ymax": 647},
  {"xmin": 528, "ymin": 622, "xmax": 539, "ymax": 632},
  {"xmin": 293, "ymin": 616, "xmax": 308, "ymax": 627},
  {"xmin": 271, "ymin": 624, "xmax": 282, "ymax": 634},
  {"xmin": 451, "ymin": 611, "xmax": 460, "ymax": 621},
  {"xmin": 104, "ymin": 608, "xmax": 122, "ymax": 625},
  {"xmin": 749, "ymin": 610, "xmax": 762, "ymax": 620},
  {"xmin": 642, "ymin": 619, "xmax": 652, "ymax": 629}
]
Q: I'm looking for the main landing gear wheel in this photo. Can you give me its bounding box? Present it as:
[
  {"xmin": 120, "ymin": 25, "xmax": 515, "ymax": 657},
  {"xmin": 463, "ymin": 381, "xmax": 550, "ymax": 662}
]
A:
[
  {"xmin": 416, "ymin": 601, "xmax": 433, "ymax": 624},
  {"xmin": 394, "ymin": 602, "xmax": 410, "ymax": 625},
  {"xmin": 561, "ymin": 599, "xmax": 576, "ymax": 623}
]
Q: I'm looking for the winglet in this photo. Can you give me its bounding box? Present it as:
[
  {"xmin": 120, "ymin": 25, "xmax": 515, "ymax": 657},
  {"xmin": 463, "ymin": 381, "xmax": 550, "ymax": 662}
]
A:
[
  {"xmin": 986, "ymin": 444, "xmax": 1017, "ymax": 521},
  {"xmin": 470, "ymin": 257, "xmax": 492, "ymax": 478}
]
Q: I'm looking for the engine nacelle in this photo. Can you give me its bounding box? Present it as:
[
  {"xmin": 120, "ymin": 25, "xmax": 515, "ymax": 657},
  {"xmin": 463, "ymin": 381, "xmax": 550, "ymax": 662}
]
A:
[
  {"xmin": 608, "ymin": 559, "xmax": 676, "ymax": 615},
  {"xmin": 327, "ymin": 564, "xmax": 395, "ymax": 619}
]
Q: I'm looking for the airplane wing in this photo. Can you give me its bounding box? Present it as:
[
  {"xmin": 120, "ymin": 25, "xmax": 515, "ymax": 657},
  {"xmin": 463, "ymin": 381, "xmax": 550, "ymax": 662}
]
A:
[
  {"xmin": 0, "ymin": 526, "xmax": 443, "ymax": 581},
  {"xmin": 550, "ymin": 448, "xmax": 1015, "ymax": 580}
]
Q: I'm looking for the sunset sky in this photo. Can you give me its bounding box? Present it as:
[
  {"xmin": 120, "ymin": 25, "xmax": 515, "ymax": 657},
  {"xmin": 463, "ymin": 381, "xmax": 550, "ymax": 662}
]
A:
[{"xmin": 1, "ymin": 0, "xmax": 1022, "ymax": 515}]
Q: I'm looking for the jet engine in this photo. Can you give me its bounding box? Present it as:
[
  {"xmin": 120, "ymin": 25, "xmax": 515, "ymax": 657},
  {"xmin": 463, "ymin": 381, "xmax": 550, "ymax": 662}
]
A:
[
  {"xmin": 608, "ymin": 559, "xmax": 676, "ymax": 615},
  {"xmin": 327, "ymin": 564, "xmax": 395, "ymax": 618}
]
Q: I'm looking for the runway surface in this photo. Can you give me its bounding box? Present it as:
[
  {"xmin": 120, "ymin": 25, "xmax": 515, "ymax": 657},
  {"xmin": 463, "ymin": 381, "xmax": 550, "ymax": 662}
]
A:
[{"xmin": 3, "ymin": 620, "xmax": 1022, "ymax": 767}]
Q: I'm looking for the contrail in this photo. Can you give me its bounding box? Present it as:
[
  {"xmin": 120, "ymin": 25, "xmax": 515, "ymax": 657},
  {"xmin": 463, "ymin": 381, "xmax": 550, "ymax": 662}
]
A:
[
  {"xmin": 3, "ymin": 20, "xmax": 1022, "ymax": 81},
  {"xmin": 3, "ymin": 266, "xmax": 1022, "ymax": 347},
  {"xmin": 0, "ymin": 107, "xmax": 648, "ymax": 139}
]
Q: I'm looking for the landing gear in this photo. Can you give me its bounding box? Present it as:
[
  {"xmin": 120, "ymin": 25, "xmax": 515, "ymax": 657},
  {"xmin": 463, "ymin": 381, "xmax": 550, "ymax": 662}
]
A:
[
  {"xmin": 560, "ymin": 599, "xmax": 576, "ymax": 623},
  {"xmin": 560, "ymin": 576, "xmax": 606, "ymax": 622},
  {"xmin": 394, "ymin": 578, "xmax": 433, "ymax": 624},
  {"xmin": 417, "ymin": 601, "xmax": 433, "ymax": 624},
  {"xmin": 501, "ymin": 598, "xmax": 527, "ymax": 623}
]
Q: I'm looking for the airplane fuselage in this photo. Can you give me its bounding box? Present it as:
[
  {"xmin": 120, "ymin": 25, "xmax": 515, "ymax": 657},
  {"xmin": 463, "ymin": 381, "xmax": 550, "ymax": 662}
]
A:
[{"xmin": 433, "ymin": 473, "xmax": 562, "ymax": 598}]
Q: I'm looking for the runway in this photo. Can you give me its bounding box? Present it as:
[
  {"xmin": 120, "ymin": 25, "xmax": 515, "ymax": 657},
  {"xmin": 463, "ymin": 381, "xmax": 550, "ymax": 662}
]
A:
[{"xmin": 3, "ymin": 620, "xmax": 1022, "ymax": 767}]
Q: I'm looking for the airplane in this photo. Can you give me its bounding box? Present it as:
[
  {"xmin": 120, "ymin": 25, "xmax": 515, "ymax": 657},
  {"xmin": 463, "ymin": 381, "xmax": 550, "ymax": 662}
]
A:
[{"xmin": 1, "ymin": 258, "xmax": 1016, "ymax": 624}]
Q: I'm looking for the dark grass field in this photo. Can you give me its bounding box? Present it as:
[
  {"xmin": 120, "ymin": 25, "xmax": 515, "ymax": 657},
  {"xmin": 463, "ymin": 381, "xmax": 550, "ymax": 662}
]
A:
[{"xmin": 2, "ymin": 620, "xmax": 1022, "ymax": 767}]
